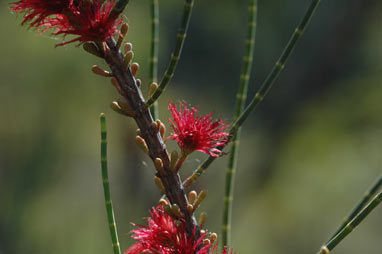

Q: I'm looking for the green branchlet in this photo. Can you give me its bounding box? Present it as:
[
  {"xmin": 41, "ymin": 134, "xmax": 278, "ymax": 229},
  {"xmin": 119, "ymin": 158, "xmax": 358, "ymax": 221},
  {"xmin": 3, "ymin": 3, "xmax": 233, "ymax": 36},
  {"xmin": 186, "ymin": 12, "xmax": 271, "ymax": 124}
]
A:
[
  {"xmin": 100, "ymin": 114, "xmax": 121, "ymax": 254},
  {"xmin": 145, "ymin": 0, "xmax": 194, "ymax": 109},
  {"xmin": 149, "ymin": 0, "xmax": 160, "ymax": 119},
  {"xmin": 222, "ymin": 0, "xmax": 258, "ymax": 247},
  {"xmin": 317, "ymin": 190, "xmax": 382, "ymax": 254},
  {"xmin": 328, "ymin": 175, "xmax": 382, "ymax": 241}
]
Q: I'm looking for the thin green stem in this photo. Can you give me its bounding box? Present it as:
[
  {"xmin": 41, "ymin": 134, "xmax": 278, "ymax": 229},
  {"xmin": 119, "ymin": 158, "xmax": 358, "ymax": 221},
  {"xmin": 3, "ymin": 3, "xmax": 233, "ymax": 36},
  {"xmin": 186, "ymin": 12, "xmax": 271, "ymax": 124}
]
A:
[
  {"xmin": 144, "ymin": 0, "xmax": 194, "ymax": 109},
  {"xmin": 328, "ymin": 175, "xmax": 382, "ymax": 242},
  {"xmin": 184, "ymin": 0, "xmax": 322, "ymax": 188},
  {"xmin": 222, "ymin": 0, "xmax": 257, "ymax": 247},
  {"xmin": 100, "ymin": 113, "xmax": 121, "ymax": 254},
  {"xmin": 317, "ymin": 190, "xmax": 382, "ymax": 254},
  {"xmin": 149, "ymin": 0, "xmax": 160, "ymax": 119}
]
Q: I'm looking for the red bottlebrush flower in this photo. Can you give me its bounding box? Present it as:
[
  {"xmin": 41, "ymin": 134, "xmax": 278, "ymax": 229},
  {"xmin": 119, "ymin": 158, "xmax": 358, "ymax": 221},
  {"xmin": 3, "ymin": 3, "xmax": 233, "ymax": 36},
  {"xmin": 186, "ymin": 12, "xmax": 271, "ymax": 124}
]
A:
[
  {"xmin": 167, "ymin": 102, "xmax": 230, "ymax": 157},
  {"xmin": 125, "ymin": 206, "xmax": 213, "ymax": 254},
  {"xmin": 12, "ymin": 0, "xmax": 122, "ymax": 46},
  {"xmin": 11, "ymin": 0, "xmax": 72, "ymax": 27},
  {"xmin": 47, "ymin": 0, "xmax": 122, "ymax": 46}
]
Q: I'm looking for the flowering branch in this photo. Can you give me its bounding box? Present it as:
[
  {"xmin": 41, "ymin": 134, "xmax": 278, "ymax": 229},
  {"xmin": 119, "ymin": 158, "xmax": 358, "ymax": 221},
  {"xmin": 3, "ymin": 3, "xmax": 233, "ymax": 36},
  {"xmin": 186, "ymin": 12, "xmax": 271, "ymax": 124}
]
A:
[
  {"xmin": 222, "ymin": 0, "xmax": 258, "ymax": 247},
  {"xmin": 10, "ymin": 0, "xmax": 231, "ymax": 250},
  {"xmin": 103, "ymin": 37, "xmax": 201, "ymax": 239},
  {"xmin": 184, "ymin": 0, "xmax": 322, "ymax": 188}
]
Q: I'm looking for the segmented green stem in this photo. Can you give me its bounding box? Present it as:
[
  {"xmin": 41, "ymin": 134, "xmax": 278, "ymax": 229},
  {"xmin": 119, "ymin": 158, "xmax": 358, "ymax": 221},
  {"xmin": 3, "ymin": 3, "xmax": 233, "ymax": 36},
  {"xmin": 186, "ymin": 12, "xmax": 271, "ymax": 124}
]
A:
[
  {"xmin": 100, "ymin": 113, "xmax": 121, "ymax": 254},
  {"xmin": 110, "ymin": 0, "xmax": 130, "ymax": 18},
  {"xmin": 144, "ymin": 0, "xmax": 194, "ymax": 109},
  {"xmin": 149, "ymin": 0, "xmax": 160, "ymax": 119},
  {"xmin": 317, "ymin": 190, "xmax": 382, "ymax": 254},
  {"xmin": 328, "ymin": 175, "xmax": 382, "ymax": 241},
  {"xmin": 222, "ymin": 0, "xmax": 257, "ymax": 247},
  {"xmin": 184, "ymin": 0, "xmax": 322, "ymax": 187}
]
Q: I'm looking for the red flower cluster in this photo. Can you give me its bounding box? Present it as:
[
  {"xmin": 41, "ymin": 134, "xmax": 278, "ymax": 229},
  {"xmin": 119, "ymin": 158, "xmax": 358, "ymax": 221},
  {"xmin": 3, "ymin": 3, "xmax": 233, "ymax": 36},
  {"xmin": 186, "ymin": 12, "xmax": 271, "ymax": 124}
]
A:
[
  {"xmin": 125, "ymin": 206, "xmax": 231, "ymax": 254},
  {"xmin": 167, "ymin": 102, "xmax": 230, "ymax": 157},
  {"xmin": 10, "ymin": 0, "xmax": 72, "ymax": 27},
  {"xmin": 11, "ymin": 0, "xmax": 122, "ymax": 45}
]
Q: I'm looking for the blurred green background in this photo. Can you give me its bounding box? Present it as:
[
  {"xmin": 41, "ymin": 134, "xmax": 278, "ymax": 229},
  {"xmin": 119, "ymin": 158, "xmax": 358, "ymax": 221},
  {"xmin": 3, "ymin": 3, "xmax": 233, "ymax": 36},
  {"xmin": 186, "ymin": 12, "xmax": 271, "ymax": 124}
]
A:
[{"xmin": 1, "ymin": 0, "xmax": 381, "ymax": 253}]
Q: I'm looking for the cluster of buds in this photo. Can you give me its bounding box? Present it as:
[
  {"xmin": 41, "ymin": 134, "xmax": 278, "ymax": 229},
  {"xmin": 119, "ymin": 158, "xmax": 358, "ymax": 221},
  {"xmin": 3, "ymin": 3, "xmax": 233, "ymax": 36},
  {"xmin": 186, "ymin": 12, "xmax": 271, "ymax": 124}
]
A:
[
  {"xmin": 154, "ymin": 189, "xmax": 208, "ymax": 227},
  {"xmin": 91, "ymin": 28, "xmax": 142, "ymax": 118},
  {"xmin": 11, "ymin": 0, "xmax": 123, "ymax": 46}
]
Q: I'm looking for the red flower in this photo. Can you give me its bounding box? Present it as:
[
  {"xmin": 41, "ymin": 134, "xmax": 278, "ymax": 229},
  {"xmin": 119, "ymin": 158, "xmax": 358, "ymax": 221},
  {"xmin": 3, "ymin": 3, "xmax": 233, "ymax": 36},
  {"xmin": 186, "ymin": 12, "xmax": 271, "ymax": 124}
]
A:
[
  {"xmin": 125, "ymin": 206, "xmax": 213, "ymax": 254},
  {"xmin": 167, "ymin": 102, "xmax": 230, "ymax": 157},
  {"xmin": 11, "ymin": 0, "xmax": 122, "ymax": 46},
  {"xmin": 49, "ymin": 0, "xmax": 122, "ymax": 46},
  {"xmin": 11, "ymin": 0, "xmax": 72, "ymax": 27}
]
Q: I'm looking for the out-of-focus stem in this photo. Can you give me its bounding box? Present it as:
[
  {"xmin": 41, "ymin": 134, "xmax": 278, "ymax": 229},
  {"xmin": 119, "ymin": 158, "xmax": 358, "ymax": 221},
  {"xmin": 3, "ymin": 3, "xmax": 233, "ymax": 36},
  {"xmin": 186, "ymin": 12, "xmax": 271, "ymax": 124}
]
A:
[
  {"xmin": 145, "ymin": 0, "xmax": 194, "ymax": 109},
  {"xmin": 317, "ymin": 190, "xmax": 382, "ymax": 254},
  {"xmin": 149, "ymin": 0, "xmax": 160, "ymax": 119},
  {"xmin": 100, "ymin": 113, "xmax": 121, "ymax": 254},
  {"xmin": 184, "ymin": 0, "xmax": 322, "ymax": 188},
  {"xmin": 222, "ymin": 0, "xmax": 257, "ymax": 247}
]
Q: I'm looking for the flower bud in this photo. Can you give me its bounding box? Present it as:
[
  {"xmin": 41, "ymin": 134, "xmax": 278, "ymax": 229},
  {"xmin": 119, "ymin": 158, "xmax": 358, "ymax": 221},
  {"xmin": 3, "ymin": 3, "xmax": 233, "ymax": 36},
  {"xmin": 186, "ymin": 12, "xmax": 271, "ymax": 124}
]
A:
[
  {"xmin": 123, "ymin": 51, "xmax": 134, "ymax": 69},
  {"xmin": 83, "ymin": 43, "xmax": 103, "ymax": 58},
  {"xmin": 188, "ymin": 190, "xmax": 197, "ymax": 205},
  {"xmin": 124, "ymin": 42, "xmax": 132, "ymax": 53},
  {"xmin": 135, "ymin": 136, "xmax": 148, "ymax": 154},
  {"xmin": 92, "ymin": 65, "xmax": 111, "ymax": 77},
  {"xmin": 149, "ymin": 82, "xmax": 159, "ymax": 96},
  {"xmin": 193, "ymin": 190, "xmax": 207, "ymax": 210},
  {"xmin": 198, "ymin": 212, "xmax": 207, "ymax": 228},
  {"xmin": 154, "ymin": 176, "xmax": 165, "ymax": 193},
  {"xmin": 131, "ymin": 62, "xmax": 139, "ymax": 77}
]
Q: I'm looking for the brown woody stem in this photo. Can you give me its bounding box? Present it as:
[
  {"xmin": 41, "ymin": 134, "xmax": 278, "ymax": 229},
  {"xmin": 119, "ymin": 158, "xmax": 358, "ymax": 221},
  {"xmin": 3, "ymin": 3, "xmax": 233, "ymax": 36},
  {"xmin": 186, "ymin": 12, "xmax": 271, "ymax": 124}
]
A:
[{"xmin": 103, "ymin": 38, "xmax": 200, "ymax": 239}]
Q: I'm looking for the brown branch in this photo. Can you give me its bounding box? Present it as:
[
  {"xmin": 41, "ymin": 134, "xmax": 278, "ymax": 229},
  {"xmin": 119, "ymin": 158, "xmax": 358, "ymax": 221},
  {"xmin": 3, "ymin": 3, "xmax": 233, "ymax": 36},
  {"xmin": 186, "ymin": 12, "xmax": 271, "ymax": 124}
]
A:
[{"xmin": 103, "ymin": 38, "xmax": 200, "ymax": 239}]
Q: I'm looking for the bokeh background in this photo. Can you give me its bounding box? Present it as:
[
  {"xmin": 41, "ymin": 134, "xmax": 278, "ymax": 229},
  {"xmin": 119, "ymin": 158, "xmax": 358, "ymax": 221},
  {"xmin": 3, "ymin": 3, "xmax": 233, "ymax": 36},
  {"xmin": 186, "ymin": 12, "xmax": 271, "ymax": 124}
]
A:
[{"xmin": 1, "ymin": 0, "xmax": 381, "ymax": 253}]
